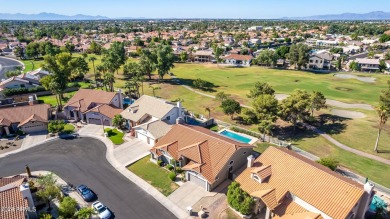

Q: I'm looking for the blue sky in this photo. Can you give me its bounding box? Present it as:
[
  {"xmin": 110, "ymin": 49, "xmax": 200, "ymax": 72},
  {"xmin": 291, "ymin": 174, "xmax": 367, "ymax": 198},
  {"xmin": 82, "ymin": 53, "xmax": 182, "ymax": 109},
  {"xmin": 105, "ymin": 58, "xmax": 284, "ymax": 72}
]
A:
[{"xmin": 1, "ymin": 0, "xmax": 390, "ymax": 18}]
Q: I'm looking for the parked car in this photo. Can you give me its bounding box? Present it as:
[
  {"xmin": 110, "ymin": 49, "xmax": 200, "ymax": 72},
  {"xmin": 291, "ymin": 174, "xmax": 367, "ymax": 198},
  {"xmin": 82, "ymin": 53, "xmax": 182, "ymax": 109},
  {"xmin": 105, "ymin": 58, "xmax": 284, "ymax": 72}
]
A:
[
  {"xmin": 92, "ymin": 201, "xmax": 112, "ymax": 219},
  {"xmin": 76, "ymin": 185, "xmax": 95, "ymax": 202}
]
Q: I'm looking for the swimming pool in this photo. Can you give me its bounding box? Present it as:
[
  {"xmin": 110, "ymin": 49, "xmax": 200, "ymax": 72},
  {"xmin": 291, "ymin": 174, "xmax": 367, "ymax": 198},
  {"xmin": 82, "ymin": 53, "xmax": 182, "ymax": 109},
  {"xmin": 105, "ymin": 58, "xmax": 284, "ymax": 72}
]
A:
[
  {"xmin": 123, "ymin": 98, "xmax": 134, "ymax": 105},
  {"xmin": 219, "ymin": 130, "xmax": 253, "ymax": 144},
  {"xmin": 370, "ymin": 195, "xmax": 388, "ymax": 212}
]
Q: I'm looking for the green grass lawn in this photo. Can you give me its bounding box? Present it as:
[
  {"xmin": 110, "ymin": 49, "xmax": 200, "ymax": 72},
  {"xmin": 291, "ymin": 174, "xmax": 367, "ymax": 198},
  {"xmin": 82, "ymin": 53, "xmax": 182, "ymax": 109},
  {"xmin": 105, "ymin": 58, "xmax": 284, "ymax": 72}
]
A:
[
  {"xmin": 171, "ymin": 63, "xmax": 388, "ymax": 106},
  {"xmin": 21, "ymin": 59, "xmax": 44, "ymax": 72},
  {"xmin": 127, "ymin": 156, "xmax": 179, "ymax": 196},
  {"xmin": 38, "ymin": 91, "xmax": 77, "ymax": 106},
  {"xmin": 104, "ymin": 128, "xmax": 124, "ymax": 145}
]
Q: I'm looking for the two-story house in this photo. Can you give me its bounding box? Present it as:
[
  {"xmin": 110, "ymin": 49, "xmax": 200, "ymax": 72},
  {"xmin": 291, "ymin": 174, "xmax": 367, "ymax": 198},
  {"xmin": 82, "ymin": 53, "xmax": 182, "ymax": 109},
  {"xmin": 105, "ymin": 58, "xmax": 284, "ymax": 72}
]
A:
[
  {"xmin": 64, "ymin": 89, "xmax": 123, "ymax": 126},
  {"xmin": 120, "ymin": 95, "xmax": 185, "ymax": 146},
  {"xmin": 150, "ymin": 124, "xmax": 254, "ymax": 191}
]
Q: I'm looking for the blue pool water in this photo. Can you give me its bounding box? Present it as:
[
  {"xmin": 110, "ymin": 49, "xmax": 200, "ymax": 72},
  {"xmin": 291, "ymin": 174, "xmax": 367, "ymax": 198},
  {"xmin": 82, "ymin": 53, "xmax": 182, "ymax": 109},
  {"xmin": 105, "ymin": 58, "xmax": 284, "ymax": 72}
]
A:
[
  {"xmin": 370, "ymin": 195, "xmax": 387, "ymax": 212},
  {"xmin": 123, "ymin": 98, "xmax": 134, "ymax": 105},
  {"xmin": 220, "ymin": 130, "xmax": 252, "ymax": 144},
  {"xmin": 186, "ymin": 117, "xmax": 202, "ymax": 126}
]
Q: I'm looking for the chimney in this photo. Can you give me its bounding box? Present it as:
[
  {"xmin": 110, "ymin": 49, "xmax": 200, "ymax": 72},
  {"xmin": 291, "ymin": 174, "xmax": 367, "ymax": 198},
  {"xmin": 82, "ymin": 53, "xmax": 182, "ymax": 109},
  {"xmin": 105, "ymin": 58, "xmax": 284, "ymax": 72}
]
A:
[
  {"xmin": 117, "ymin": 89, "xmax": 123, "ymax": 109},
  {"xmin": 177, "ymin": 101, "xmax": 183, "ymax": 117},
  {"xmin": 247, "ymin": 155, "xmax": 255, "ymax": 168},
  {"xmin": 20, "ymin": 183, "xmax": 34, "ymax": 208},
  {"xmin": 356, "ymin": 182, "xmax": 375, "ymax": 218},
  {"xmin": 28, "ymin": 95, "xmax": 34, "ymax": 106}
]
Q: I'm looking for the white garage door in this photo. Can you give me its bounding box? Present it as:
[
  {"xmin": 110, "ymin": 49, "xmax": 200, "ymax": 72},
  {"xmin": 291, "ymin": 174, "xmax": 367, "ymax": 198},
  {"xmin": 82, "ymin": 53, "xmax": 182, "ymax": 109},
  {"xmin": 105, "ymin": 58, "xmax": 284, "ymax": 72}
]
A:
[
  {"xmin": 21, "ymin": 123, "xmax": 47, "ymax": 133},
  {"xmin": 188, "ymin": 173, "xmax": 206, "ymax": 189},
  {"xmin": 136, "ymin": 131, "xmax": 148, "ymax": 143}
]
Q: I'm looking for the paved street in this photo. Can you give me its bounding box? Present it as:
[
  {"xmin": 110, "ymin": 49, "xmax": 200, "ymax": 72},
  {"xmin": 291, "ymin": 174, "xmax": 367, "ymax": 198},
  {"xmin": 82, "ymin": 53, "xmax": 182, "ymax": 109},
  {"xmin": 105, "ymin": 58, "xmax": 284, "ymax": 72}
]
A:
[
  {"xmin": 0, "ymin": 57, "xmax": 24, "ymax": 79},
  {"xmin": 0, "ymin": 137, "xmax": 176, "ymax": 219}
]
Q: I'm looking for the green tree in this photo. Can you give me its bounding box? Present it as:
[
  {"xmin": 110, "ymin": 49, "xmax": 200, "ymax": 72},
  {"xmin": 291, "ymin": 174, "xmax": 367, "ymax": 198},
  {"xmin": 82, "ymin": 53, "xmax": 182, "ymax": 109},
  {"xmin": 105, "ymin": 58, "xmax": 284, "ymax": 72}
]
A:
[
  {"xmin": 221, "ymin": 98, "xmax": 241, "ymax": 119},
  {"xmin": 179, "ymin": 51, "xmax": 188, "ymax": 62},
  {"xmin": 316, "ymin": 157, "xmax": 339, "ymax": 171},
  {"xmin": 255, "ymin": 49, "xmax": 277, "ymax": 67},
  {"xmin": 70, "ymin": 56, "xmax": 89, "ymax": 80},
  {"xmin": 309, "ymin": 91, "xmax": 327, "ymax": 117},
  {"xmin": 379, "ymin": 34, "xmax": 390, "ymax": 43},
  {"xmin": 275, "ymin": 45, "xmax": 290, "ymax": 59},
  {"xmin": 112, "ymin": 114, "xmax": 126, "ymax": 129},
  {"xmin": 336, "ymin": 58, "xmax": 342, "ymax": 71},
  {"xmin": 59, "ymin": 197, "xmax": 78, "ymax": 218},
  {"xmin": 193, "ymin": 78, "xmax": 212, "ymax": 90},
  {"xmin": 374, "ymin": 81, "xmax": 390, "ymax": 152},
  {"xmin": 227, "ymin": 182, "xmax": 254, "ymax": 215},
  {"xmin": 349, "ymin": 61, "xmax": 360, "ymax": 72},
  {"xmin": 241, "ymin": 108, "xmax": 257, "ymax": 125},
  {"xmin": 139, "ymin": 49, "xmax": 157, "ymax": 80},
  {"xmin": 42, "ymin": 52, "xmax": 79, "ymax": 109},
  {"xmin": 89, "ymin": 41, "xmax": 102, "ymax": 55},
  {"xmin": 26, "ymin": 42, "xmax": 40, "ymax": 59},
  {"xmin": 279, "ymin": 89, "xmax": 311, "ymax": 132},
  {"xmin": 247, "ymin": 82, "xmax": 275, "ymax": 99},
  {"xmin": 213, "ymin": 46, "xmax": 224, "ymax": 63},
  {"xmin": 13, "ymin": 46, "xmax": 24, "ymax": 59},
  {"xmin": 379, "ymin": 60, "xmax": 387, "ymax": 72},
  {"xmin": 76, "ymin": 207, "xmax": 94, "ymax": 219},
  {"xmin": 36, "ymin": 183, "xmax": 60, "ymax": 211},
  {"xmin": 215, "ymin": 91, "xmax": 230, "ymax": 102},
  {"xmin": 40, "ymin": 75, "xmax": 61, "ymax": 107},
  {"xmin": 155, "ymin": 44, "xmax": 175, "ymax": 80},
  {"xmin": 88, "ymin": 56, "xmax": 97, "ymax": 85},
  {"xmin": 287, "ymin": 43, "xmax": 310, "ymax": 70}
]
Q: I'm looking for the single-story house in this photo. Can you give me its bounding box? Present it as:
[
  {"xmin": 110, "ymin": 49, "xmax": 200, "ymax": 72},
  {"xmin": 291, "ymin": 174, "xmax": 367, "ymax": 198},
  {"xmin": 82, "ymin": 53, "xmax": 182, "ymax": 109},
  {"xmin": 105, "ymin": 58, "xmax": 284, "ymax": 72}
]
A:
[
  {"xmin": 0, "ymin": 74, "xmax": 40, "ymax": 91},
  {"xmin": 120, "ymin": 95, "xmax": 184, "ymax": 146},
  {"xmin": 150, "ymin": 124, "xmax": 254, "ymax": 191},
  {"xmin": 64, "ymin": 89, "xmax": 123, "ymax": 126},
  {"xmin": 235, "ymin": 147, "xmax": 374, "ymax": 219},
  {"xmin": 0, "ymin": 104, "xmax": 51, "ymax": 134},
  {"xmin": 222, "ymin": 54, "xmax": 253, "ymax": 67},
  {"xmin": 28, "ymin": 68, "xmax": 51, "ymax": 79},
  {"xmin": 0, "ymin": 176, "xmax": 36, "ymax": 219}
]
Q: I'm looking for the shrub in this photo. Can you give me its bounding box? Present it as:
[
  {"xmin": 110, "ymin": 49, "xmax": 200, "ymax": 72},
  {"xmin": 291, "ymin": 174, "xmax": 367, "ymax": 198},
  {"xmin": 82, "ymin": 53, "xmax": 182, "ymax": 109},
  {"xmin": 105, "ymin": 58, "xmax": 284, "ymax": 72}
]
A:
[
  {"xmin": 227, "ymin": 182, "xmax": 254, "ymax": 215},
  {"xmin": 67, "ymin": 82, "xmax": 81, "ymax": 88},
  {"xmin": 316, "ymin": 157, "xmax": 339, "ymax": 171},
  {"xmin": 230, "ymin": 126, "xmax": 262, "ymax": 138},
  {"xmin": 3, "ymin": 86, "xmax": 46, "ymax": 97},
  {"xmin": 176, "ymin": 167, "xmax": 183, "ymax": 174},
  {"xmin": 168, "ymin": 172, "xmax": 176, "ymax": 181},
  {"xmin": 157, "ymin": 160, "xmax": 163, "ymax": 167},
  {"xmin": 48, "ymin": 120, "xmax": 65, "ymax": 133},
  {"xmin": 167, "ymin": 164, "xmax": 174, "ymax": 171}
]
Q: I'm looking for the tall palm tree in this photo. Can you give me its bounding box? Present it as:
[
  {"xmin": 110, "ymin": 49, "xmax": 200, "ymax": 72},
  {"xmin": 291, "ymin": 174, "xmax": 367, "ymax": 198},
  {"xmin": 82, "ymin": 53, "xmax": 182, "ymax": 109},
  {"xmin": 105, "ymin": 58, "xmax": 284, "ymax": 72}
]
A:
[
  {"xmin": 374, "ymin": 104, "xmax": 388, "ymax": 152},
  {"xmin": 89, "ymin": 56, "xmax": 97, "ymax": 86}
]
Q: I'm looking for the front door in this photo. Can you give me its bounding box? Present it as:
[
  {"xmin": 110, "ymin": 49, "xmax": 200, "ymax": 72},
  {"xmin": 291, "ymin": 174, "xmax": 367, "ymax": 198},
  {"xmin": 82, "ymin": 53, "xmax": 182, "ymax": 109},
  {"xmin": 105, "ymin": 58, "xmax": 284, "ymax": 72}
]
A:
[{"xmin": 228, "ymin": 166, "xmax": 233, "ymax": 180}]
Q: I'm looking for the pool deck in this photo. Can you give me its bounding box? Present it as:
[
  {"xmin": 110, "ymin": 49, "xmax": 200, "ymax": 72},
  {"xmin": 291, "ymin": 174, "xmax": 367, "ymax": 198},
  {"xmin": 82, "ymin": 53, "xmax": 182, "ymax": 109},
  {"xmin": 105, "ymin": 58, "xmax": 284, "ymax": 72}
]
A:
[{"xmin": 218, "ymin": 128, "xmax": 258, "ymax": 145}]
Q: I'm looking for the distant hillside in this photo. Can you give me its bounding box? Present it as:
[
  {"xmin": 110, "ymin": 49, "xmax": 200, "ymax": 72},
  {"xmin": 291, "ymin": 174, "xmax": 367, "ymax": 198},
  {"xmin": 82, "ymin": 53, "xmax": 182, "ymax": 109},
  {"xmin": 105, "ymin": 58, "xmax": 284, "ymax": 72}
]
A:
[
  {"xmin": 0, "ymin": 12, "xmax": 109, "ymax": 20},
  {"xmin": 282, "ymin": 11, "xmax": 390, "ymax": 20}
]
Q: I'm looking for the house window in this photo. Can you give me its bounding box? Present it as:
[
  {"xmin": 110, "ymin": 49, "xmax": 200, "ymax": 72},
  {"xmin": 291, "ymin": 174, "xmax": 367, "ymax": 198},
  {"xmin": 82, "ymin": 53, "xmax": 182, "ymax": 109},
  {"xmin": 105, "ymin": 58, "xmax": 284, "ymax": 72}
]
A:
[
  {"xmin": 166, "ymin": 116, "xmax": 171, "ymax": 121},
  {"xmin": 243, "ymin": 151, "xmax": 247, "ymax": 155},
  {"xmin": 21, "ymin": 84, "xmax": 25, "ymax": 88},
  {"xmin": 252, "ymin": 174, "xmax": 261, "ymax": 183},
  {"xmin": 229, "ymin": 160, "xmax": 234, "ymax": 165}
]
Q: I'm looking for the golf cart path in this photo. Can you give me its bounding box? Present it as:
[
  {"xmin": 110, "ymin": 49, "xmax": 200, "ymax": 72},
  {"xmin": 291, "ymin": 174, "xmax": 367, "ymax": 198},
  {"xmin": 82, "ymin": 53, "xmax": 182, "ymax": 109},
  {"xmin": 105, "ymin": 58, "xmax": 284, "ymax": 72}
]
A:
[
  {"xmin": 275, "ymin": 94, "xmax": 374, "ymax": 111},
  {"xmin": 172, "ymin": 77, "xmax": 390, "ymax": 165}
]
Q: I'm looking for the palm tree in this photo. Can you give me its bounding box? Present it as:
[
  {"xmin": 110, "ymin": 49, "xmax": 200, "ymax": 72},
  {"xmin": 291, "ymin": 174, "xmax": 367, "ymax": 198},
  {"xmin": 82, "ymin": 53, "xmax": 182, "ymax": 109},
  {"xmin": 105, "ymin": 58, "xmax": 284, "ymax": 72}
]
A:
[
  {"xmin": 205, "ymin": 107, "xmax": 211, "ymax": 118},
  {"xmin": 88, "ymin": 56, "xmax": 97, "ymax": 86},
  {"xmin": 374, "ymin": 104, "xmax": 388, "ymax": 152},
  {"xmin": 96, "ymin": 65, "xmax": 105, "ymax": 90},
  {"xmin": 149, "ymin": 85, "xmax": 161, "ymax": 97}
]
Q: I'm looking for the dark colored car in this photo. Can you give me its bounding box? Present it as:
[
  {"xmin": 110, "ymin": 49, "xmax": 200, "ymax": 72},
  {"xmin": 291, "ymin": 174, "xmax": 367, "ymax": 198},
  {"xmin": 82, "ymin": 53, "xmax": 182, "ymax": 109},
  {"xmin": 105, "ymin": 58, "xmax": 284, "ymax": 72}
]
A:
[{"xmin": 76, "ymin": 185, "xmax": 95, "ymax": 202}]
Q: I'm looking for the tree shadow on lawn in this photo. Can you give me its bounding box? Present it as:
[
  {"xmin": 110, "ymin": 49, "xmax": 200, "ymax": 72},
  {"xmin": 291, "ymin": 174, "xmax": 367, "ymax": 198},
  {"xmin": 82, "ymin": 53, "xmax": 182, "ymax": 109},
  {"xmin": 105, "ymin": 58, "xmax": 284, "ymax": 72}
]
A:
[
  {"xmin": 105, "ymin": 129, "xmax": 118, "ymax": 137},
  {"xmin": 165, "ymin": 78, "xmax": 219, "ymax": 92},
  {"xmin": 316, "ymin": 114, "xmax": 350, "ymax": 135},
  {"xmin": 273, "ymin": 125, "xmax": 320, "ymax": 143}
]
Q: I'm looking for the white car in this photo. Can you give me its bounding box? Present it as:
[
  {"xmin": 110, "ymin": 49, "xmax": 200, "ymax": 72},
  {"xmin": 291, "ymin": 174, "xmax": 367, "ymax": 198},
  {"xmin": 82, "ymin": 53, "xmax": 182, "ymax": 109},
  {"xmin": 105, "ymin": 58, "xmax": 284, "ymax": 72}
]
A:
[{"xmin": 92, "ymin": 201, "xmax": 111, "ymax": 219}]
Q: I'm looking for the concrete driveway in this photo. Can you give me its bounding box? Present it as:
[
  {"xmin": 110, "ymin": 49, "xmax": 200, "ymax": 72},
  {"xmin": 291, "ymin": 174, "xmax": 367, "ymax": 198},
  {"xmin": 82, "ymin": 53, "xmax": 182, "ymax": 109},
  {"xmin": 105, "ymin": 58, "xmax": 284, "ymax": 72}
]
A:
[
  {"xmin": 168, "ymin": 182, "xmax": 212, "ymax": 211},
  {"xmin": 113, "ymin": 137, "xmax": 152, "ymax": 166},
  {"xmin": 21, "ymin": 131, "xmax": 48, "ymax": 149},
  {"xmin": 0, "ymin": 137, "xmax": 175, "ymax": 219},
  {"xmin": 78, "ymin": 124, "xmax": 106, "ymax": 136}
]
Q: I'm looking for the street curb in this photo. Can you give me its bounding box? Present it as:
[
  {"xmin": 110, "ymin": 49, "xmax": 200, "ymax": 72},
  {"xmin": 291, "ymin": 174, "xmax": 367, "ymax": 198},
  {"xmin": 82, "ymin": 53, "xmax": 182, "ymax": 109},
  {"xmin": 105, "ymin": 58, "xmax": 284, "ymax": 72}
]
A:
[{"xmin": 78, "ymin": 134, "xmax": 190, "ymax": 219}]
